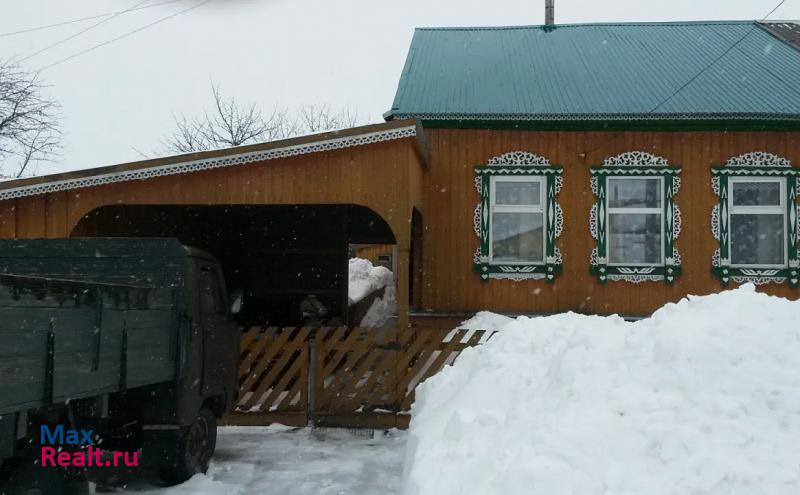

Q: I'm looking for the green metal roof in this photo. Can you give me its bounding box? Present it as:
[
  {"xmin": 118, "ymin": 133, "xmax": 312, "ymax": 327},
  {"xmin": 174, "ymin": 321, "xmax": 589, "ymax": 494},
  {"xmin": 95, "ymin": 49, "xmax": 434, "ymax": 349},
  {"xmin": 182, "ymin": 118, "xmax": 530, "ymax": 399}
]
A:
[{"xmin": 387, "ymin": 21, "xmax": 800, "ymax": 123}]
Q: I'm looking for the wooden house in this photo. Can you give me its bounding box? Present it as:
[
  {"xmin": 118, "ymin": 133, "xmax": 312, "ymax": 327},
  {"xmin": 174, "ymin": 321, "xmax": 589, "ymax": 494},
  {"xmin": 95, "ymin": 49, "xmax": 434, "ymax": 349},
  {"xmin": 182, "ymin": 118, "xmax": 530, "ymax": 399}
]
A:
[{"xmin": 1, "ymin": 20, "xmax": 799, "ymax": 327}]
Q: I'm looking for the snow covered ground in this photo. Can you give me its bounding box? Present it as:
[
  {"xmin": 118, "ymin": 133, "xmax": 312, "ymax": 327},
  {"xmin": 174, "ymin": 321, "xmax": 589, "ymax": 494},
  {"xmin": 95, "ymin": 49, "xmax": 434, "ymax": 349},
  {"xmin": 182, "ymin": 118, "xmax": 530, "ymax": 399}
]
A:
[
  {"xmin": 404, "ymin": 285, "xmax": 800, "ymax": 495},
  {"xmin": 116, "ymin": 426, "xmax": 406, "ymax": 495}
]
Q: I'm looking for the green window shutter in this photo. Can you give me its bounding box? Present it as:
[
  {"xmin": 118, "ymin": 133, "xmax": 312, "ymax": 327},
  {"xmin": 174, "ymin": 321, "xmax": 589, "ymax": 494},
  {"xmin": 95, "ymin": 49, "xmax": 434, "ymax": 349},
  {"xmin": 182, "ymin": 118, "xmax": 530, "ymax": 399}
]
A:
[
  {"xmin": 589, "ymin": 152, "xmax": 682, "ymax": 284},
  {"xmin": 712, "ymin": 152, "xmax": 800, "ymax": 287},
  {"xmin": 473, "ymin": 152, "xmax": 564, "ymax": 283}
]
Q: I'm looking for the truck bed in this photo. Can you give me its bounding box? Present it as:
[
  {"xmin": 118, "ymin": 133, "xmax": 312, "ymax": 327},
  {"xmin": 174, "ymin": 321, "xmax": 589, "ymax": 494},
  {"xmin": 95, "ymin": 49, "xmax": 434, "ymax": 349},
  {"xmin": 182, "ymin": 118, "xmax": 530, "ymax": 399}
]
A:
[{"xmin": 0, "ymin": 242, "xmax": 185, "ymax": 415}]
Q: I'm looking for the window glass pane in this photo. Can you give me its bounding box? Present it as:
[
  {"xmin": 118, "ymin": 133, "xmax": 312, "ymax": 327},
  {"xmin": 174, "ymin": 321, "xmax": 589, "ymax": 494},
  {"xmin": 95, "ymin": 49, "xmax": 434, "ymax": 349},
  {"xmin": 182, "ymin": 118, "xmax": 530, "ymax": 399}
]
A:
[
  {"xmin": 495, "ymin": 181, "xmax": 541, "ymax": 206},
  {"xmin": 608, "ymin": 178, "xmax": 661, "ymax": 208},
  {"xmin": 491, "ymin": 212, "xmax": 544, "ymax": 263},
  {"xmin": 732, "ymin": 181, "xmax": 781, "ymax": 206},
  {"xmin": 608, "ymin": 213, "xmax": 662, "ymax": 264},
  {"xmin": 730, "ymin": 214, "xmax": 785, "ymax": 265}
]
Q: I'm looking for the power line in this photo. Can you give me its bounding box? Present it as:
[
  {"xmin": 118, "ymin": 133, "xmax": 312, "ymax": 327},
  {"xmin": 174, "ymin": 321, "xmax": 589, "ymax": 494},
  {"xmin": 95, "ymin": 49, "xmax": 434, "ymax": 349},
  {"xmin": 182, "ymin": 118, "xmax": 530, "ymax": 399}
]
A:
[
  {"xmin": 762, "ymin": 0, "xmax": 790, "ymax": 20},
  {"xmin": 579, "ymin": 1, "xmax": 793, "ymax": 161},
  {"xmin": 37, "ymin": 0, "xmax": 214, "ymax": 72},
  {"xmin": 648, "ymin": 0, "xmax": 791, "ymax": 113},
  {"xmin": 19, "ymin": 0, "xmax": 154, "ymax": 63},
  {"xmin": 0, "ymin": 0, "xmax": 187, "ymax": 38}
]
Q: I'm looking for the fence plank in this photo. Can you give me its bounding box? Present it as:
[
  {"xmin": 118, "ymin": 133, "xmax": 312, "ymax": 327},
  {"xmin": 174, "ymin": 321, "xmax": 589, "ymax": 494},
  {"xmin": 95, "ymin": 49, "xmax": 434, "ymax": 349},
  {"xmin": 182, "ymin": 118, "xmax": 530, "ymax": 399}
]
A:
[
  {"xmin": 234, "ymin": 327, "xmax": 309, "ymax": 423},
  {"xmin": 238, "ymin": 327, "xmax": 294, "ymax": 394},
  {"xmin": 241, "ymin": 327, "xmax": 302, "ymax": 410}
]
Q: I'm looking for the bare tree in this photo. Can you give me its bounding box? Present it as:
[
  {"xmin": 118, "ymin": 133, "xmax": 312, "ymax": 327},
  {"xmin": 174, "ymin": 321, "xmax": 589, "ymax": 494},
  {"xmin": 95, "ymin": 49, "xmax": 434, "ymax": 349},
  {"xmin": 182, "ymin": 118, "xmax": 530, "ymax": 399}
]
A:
[
  {"xmin": 0, "ymin": 59, "xmax": 61, "ymax": 178},
  {"xmin": 163, "ymin": 83, "xmax": 295, "ymax": 154},
  {"xmin": 163, "ymin": 83, "xmax": 361, "ymax": 154},
  {"xmin": 296, "ymin": 104, "xmax": 359, "ymax": 134}
]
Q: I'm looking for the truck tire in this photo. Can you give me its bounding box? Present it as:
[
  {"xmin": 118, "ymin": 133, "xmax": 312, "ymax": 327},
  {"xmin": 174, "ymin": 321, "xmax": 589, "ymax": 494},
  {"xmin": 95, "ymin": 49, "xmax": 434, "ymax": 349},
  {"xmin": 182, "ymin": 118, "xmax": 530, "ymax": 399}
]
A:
[
  {"xmin": 0, "ymin": 458, "xmax": 81, "ymax": 495},
  {"xmin": 159, "ymin": 407, "xmax": 217, "ymax": 485}
]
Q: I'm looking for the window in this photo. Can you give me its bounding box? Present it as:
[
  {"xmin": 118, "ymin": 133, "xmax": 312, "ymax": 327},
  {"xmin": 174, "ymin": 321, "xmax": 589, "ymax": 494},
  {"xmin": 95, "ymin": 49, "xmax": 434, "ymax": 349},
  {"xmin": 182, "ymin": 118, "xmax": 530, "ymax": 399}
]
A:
[
  {"xmin": 490, "ymin": 177, "xmax": 545, "ymax": 264},
  {"xmin": 590, "ymin": 152, "xmax": 681, "ymax": 284},
  {"xmin": 473, "ymin": 152, "xmax": 563, "ymax": 282},
  {"xmin": 729, "ymin": 178, "xmax": 786, "ymax": 267},
  {"xmin": 712, "ymin": 152, "xmax": 799, "ymax": 287},
  {"xmin": 607, "ymin": 177, "xmax": 663, "ymax": 266}
]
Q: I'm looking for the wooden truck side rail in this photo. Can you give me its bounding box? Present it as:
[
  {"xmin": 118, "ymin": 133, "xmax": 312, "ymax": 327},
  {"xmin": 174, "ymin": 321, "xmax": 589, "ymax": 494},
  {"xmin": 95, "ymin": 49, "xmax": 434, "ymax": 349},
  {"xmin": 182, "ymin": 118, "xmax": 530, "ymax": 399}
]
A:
[{"xmin": 0, "ymin": 274, "xmax": 179, "ymax": 416}]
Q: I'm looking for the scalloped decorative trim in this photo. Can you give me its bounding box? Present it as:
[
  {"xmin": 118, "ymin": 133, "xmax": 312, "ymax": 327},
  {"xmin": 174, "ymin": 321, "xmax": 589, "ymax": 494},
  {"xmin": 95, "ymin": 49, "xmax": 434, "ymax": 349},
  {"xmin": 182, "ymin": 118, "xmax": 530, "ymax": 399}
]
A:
[
  {"xmin": 603, "ymin": 151, "xmax": 669, "ymax": 168},
  {"xmin": 725, "ymin": 151, "xmax": 791, "ymax": 168},
  {"xmin": 0, "ymin": 125, "xmax": 418, "ymax": 201},
  {"xmin": 474, "ymin": 151, "xmax": 563, "ymax": 283},
  {"xmin": 589, "ymin": 152, "xmax": 681, "ymax": 283},
  {"xmin": 487, "ymin": 151, "xmax": 551, "ymax": 167},
  {"xmin": 711, "ymin": 204, "xmax": 720, "ymax": 241},
  {"xmin": 606, "ymin": 274, "xmax": 663, "ymax": 283},
  {"xmin": 473, "ymin": 204, "xmax": 482, "ymax": 238},
  {"xmin": 711, "ymin": 151, "xmax": 799, "ymax": 287}
]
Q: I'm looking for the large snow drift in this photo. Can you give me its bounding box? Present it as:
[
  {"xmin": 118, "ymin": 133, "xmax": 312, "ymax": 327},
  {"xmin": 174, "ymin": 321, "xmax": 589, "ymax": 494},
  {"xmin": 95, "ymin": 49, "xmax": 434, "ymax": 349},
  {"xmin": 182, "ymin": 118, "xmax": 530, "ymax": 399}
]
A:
[{"xmin": 404, "ymin": 286, "xmax": 800, "ymax": 495}]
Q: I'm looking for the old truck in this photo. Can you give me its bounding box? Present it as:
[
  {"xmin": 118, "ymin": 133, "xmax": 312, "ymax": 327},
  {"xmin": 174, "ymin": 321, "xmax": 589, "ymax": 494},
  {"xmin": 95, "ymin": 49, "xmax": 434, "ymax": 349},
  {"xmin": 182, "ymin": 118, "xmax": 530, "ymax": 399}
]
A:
[{"xmin": 0, "ymin": 238, "xmax": 241, "ymax": 494}]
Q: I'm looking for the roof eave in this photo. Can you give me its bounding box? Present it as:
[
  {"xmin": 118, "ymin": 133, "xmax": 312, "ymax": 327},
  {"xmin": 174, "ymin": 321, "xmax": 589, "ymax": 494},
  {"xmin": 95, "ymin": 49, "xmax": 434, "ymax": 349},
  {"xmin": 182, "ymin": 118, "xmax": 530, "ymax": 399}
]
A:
[
  {"xmin": 0, "ymin": 119, "xmax": 424, "ymax": 201},
  {"xmin": 392, "ymin": 112, "xmax": 800, "ymax": 122}
]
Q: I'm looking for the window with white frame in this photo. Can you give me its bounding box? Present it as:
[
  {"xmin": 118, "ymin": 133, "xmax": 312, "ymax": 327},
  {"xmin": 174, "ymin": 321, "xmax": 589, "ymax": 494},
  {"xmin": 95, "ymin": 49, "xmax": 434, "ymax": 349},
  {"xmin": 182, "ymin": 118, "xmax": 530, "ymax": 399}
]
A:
[
  {"xmin": 728, "ymin": 177, "xmax": 786, "ymax": 267},
  {"xmin": 489, "ymin": 176, "xmax": 546, "ymax": 264},
  {"xmin": 589, "ymin": 152, "xmax": 682, "ymax": 284},
  {"xmin": 606, "ymin": 177, "xmax": 664, "ymax": 266},
  {"xmin": 473, "ymin": 152, "xmax": 564, "ymax": 282},
  {"xmin": 711, "ymin": 152, "xmax": 799, "ymax": 287}
]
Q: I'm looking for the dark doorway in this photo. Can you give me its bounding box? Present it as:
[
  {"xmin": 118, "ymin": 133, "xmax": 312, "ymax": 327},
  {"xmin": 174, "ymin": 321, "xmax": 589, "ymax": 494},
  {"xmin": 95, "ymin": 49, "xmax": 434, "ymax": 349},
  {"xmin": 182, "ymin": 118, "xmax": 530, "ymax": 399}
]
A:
[{"xmin": 72, "ymin": 204, "xmax": 396, "ymax": 327}]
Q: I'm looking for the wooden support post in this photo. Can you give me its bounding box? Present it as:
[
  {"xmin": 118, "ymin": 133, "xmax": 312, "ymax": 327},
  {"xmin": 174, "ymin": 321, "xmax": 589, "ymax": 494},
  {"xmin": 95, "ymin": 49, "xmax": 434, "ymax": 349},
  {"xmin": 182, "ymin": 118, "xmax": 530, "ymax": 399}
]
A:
[
  {"xmin": 307, "ymin": 328, "xmax": 317, "ymax": 427},
  {"xmin": 396, "ymin": 246, "xmax": 411, "ymax": 329}
]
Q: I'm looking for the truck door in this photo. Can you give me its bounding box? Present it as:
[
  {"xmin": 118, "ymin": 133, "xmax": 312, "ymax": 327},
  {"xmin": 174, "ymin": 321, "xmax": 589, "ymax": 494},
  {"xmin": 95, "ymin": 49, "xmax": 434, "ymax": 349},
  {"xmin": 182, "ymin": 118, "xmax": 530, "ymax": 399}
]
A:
[{"xmin": 197, "ymin": 263, "xmax": 235, "ymax": 395}]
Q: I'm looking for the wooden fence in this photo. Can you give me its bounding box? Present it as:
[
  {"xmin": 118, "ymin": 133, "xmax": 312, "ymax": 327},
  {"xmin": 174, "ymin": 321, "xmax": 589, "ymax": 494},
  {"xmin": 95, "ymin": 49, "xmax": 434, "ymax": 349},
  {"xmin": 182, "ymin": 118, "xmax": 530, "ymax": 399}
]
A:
[{"xmin": 225, "ymin": 326, "xmax": 492, "ymax": 429}]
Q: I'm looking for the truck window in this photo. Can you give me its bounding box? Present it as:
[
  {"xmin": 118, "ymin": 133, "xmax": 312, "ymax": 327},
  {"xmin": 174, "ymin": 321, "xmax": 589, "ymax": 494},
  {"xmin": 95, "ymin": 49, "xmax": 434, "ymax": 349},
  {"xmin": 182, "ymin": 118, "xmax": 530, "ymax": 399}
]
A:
[{"xmin": 199, "ymin": 266, "xmax": 224, "ymax": 314}]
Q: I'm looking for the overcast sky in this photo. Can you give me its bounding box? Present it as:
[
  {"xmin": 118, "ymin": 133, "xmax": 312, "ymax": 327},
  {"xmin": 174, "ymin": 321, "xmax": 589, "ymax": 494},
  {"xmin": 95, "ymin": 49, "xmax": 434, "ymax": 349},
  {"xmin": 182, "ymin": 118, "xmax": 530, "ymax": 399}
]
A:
[{"xmin": 1, "ymin": 0, "xmax": 799, "ymax": 175}]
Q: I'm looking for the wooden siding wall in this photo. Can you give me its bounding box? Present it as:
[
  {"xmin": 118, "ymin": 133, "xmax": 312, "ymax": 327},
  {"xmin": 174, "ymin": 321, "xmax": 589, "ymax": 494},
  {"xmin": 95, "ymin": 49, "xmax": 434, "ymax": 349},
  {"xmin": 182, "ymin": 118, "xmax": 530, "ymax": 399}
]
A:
[
  {"xmin": 0, "ymin": 138, "xmax": 425, "ymax": 326},
  {"xmin": 354, "ymin": 245, "xmax": 395, "ymax": 265},
  {"xmin": 0, "ymin": 139, "xmax": 422, "ymax": 245},
  {"xmin": 421, "ymin": 129, "xmax": 800, "ymax": 316}
]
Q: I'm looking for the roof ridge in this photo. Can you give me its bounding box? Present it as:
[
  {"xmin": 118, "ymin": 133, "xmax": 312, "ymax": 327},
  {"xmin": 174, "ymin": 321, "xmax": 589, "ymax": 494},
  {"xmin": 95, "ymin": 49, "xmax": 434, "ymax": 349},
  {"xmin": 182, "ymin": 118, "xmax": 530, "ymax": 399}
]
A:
[{"xmin": 415, "ymin": 20, "xmax": 758, "ymax": 32}]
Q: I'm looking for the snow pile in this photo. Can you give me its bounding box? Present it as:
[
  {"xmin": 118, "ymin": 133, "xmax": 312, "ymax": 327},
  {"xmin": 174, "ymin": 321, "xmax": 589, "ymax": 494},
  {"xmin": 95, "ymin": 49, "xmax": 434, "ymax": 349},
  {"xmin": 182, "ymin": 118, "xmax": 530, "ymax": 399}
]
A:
[
  {"xmin": 360, "ymin": 285, "xmax": 397, "ymax": 327},
  {"xmin": 348, "ymin": 257, "xmax": 394, "ymax": 306},
  {"xmin": 458, "ymin": 311, "xmax": 514, "ymax": 331},
  {"xmin": 404, "ymin": 285, "xmax": 800, "ymax": 495}
]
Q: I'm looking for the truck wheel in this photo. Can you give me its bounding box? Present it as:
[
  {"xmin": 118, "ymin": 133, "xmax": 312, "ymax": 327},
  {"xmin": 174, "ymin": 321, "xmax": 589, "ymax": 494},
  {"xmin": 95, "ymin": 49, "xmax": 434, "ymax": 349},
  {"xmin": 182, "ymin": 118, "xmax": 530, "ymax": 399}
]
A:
[
  {"xmin": 159, "ymin": 407, "xmax": 217, "ymax": 485},
  {"xmin": 0, "ymin": 459, "xmax": 75, "ymax": 495}
]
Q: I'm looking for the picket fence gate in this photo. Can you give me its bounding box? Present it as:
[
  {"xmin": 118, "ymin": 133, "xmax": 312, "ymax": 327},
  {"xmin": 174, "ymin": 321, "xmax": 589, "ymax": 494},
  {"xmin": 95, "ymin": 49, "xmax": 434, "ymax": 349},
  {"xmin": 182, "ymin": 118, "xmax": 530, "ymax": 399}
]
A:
[{"xmin": 224, "ymin": 326, "xmax": 493, "ymax": 429}]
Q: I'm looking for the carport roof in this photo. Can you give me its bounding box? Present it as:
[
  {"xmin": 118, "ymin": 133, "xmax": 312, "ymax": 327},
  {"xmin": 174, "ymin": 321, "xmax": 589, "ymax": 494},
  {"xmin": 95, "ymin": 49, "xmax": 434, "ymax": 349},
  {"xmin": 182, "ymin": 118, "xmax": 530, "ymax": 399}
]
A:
[{"xmin": 0, "ymin": 119, "xmax": 424, "ymax": 201}]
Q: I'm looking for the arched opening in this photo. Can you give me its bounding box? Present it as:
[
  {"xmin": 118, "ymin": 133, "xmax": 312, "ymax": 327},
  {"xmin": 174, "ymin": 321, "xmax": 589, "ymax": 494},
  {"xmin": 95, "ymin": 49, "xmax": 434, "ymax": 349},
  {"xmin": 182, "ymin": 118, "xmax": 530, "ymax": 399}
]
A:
[{"xmin": 71, "ymin": 204, "xmax": 396, "ymax": 327}]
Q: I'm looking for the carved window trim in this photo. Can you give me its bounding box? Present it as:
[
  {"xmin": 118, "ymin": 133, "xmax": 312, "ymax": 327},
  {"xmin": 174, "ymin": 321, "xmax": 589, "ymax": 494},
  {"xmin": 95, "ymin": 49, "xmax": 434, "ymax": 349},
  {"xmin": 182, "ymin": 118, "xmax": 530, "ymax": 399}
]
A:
[
  {"xmin": 473, "ymin": 152, "xmax": 564, "ymax": 282},
  {"xmin": 711, "ymin": 152, "xmax": 799, "ymax": 287},
  {"xmin": 589, "ymin": 152, "xmax": 682, "ymax": 284}
]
